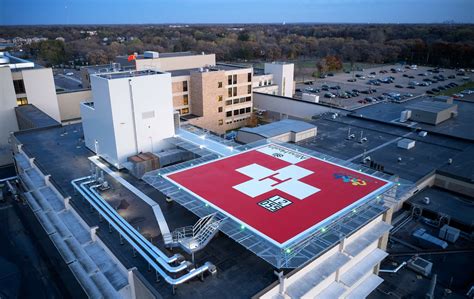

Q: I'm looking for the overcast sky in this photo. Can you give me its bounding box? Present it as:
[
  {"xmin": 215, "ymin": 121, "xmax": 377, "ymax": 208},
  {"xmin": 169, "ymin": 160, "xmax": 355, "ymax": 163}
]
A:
[{"xmin": 1, "ymin": 0, "xmax": 473, "ymax": 25}]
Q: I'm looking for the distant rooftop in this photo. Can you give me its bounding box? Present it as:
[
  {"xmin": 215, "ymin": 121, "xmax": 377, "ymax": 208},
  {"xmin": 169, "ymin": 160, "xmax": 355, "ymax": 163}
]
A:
[
  {"xmin": 169, "ymin": 64, "xmax": 251, "ymax": 77},
  {"xmin": 0, "ymin": 52, "xmax": 38, "ymax": 70},
  {"xmin": 239, "ymin": 119, "xmax": 316, "ymax": 139},
  {"xmin": 94, "ymin": 69, "xmax": 164, "ymax": 80},
  {"xmin": 117, "ymin": 51, "xmax": 204, "ymax": 60},
  {"xmin": 253, "ymin": 68, "xmax": 267, "ymax": 75},
  {"xmin": 15, "ymin": 104, "xmax": 60, "ymax": 130},
  {"xmin": 353, "ymin": 97, "xmax": 474, "ymax": 141},
  {"xmin": 406, "ymin": 100, "xmax": 456, "ymax": 113}
]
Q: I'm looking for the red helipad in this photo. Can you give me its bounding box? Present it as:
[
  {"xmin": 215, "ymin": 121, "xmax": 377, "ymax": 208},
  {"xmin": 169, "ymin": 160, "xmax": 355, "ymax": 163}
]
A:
[{"xmin": 165, "ymin": 144, "xmax": 391, "ymax": 246}]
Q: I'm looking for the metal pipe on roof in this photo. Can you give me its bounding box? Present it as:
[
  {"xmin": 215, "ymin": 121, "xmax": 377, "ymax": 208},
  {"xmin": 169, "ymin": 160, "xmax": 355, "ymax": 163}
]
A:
[
  {"xmin": 0, "ymin": 176, "xmax": 17, "ymax": 183},
  {"xmin": 88, "ymin": 184, "xmax": 191, "ymax": 272},
  {"xmin": 71, "ymin": 177, "xmax": 215, "ymax": 286},
  {"xmin": 77, "ymin": 179, "xmax": 188, "ymax": 272},
  {"xmin": 379, "ymin": 261, "xmax": 407, "ymax": 273}
]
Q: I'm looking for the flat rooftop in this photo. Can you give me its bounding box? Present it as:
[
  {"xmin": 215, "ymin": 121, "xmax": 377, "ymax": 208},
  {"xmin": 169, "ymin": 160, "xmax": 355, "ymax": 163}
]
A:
[
  {"xmin": 353, "ymin": 97, "xmax": 474, "ymax": 141},
  {"xmin": 169, "ymin": 64, "xmax": 251, "ymax": 77},
  {"xmin": 15, "ymin": 104, "xmax": 60, "ymax": 130},
  {"xmin": 406, "ymin": 100, "xmax": 456, "ymax": 113},
  {"xmin": 299, "ymin": 115, "xmax": 472, "ymax": 183},
  {"xmin": 407, "ymin": 187, "xmax": 474, "ymax": 227},
  {"xmin": 215, "ymin": 63, "xmax": 252, "ymax": 71},
  {"xmin": 0, "ymin": 52, "xmax": 40, "ymax": 71},
  {"xmin": 13, "ymin": 124, "xmax": 276, "ymax": 298},
  {"xmin": 118, "ymin": 51, "xmax": 203, "ymax": 60},
  {"xmin": 94, "ymin": 69, "xmax": 163, "ymax": 80},
  {"xmin": 239, "ymin": 119, "xmax": 316, "ymax": 139},
  {"xmin": 164, "ymin": 143, "xmax": 392, "ymax": 246}
]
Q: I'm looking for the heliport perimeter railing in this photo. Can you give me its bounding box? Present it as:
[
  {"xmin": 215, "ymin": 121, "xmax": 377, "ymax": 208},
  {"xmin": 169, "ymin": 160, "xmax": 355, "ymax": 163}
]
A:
[{"xmin": 143, "ymin": 139, "xmax": 400, "ymax": 269}]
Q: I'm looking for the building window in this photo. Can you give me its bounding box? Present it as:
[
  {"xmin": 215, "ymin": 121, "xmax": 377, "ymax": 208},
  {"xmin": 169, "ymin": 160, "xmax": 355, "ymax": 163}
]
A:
[
  {"xmin": 218, "ymin": 119, "xmax": 223, "ymax": 126},
  {"xmin": 228, "ymin": 75, "xmax": 232, "ymax": 85},
  {"xmin": 16, "ymin": 97, "xmax": 28, "ymax": 106},
  {"xmin": 218, "ymin": 81, "xmax": 223, "ymax": 88},
  {"xmin": 183, "ymin": 94, "xmax": 189, "ymax": 105},
  {"xmin": 233, "ymin": 98, "xmax": 239, "ymax": 104},
  {"xmin": 13, "ymin": 80, "xmax": 26, "ymax": 94},
  {"xmin": 218, "ymin": 107, "xmax": 223, "ymax": 113},
  {"xmin": 248, "ymin": 73, "xmax": 252, "ymax": 82},
  {"xmin": 217, "ymin": 95, "xmax": 223, "ymax": 102},
  {"xmin": 259, "ymin": 82, "xmax": 262, "ymax": 87},
  {"xmin": 246, "ymin": 96, "xmax": 251, "ymax": 102},
  {"xmin": 246, "ymin": 107, "xmax": 251, "ymax": 113},
  {"xmin": 240, "ymin": 108, "xmax": 245, "ymax": 114},
  {"xmin": 233, "ymin": 86, "xmax": 237, "ymax": 97},
  {"xmin": 226, "ymin": 111, "xmax": 232, "ymax": 117},
  {"xmin": 239, "ymin": 98, "xmax": 246, "ymax": 103},
  {"xmin": 233, "ymin": 74, "xmax": 237, "ymax": 84},
  {"xmin": 225, "ymin": 99, "xmax": 232, "ymax": 106},
  {"xmin": 182, "ymin": 81, "xmax": 188, "ymax": 92},
  {"xmin": 248, "ymin": 85, "xmax": 252, "ymax": 94},
  {"xmin": 234, "ymin": 110, "xmax": 239, "ymax": 116},
  {"xmin": 181, "ymin": 108, "xmax": 189, "ymax": 115},
  {"xmin": 228, "ymin": 87, "xmax": 233, "ymax": 97}
]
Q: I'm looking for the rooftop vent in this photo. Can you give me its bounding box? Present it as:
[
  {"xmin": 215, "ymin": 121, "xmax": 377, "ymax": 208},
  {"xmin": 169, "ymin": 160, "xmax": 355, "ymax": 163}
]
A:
[{"xmin": 144, "ymin": 51, "xmax": 159, "ymax": 59}]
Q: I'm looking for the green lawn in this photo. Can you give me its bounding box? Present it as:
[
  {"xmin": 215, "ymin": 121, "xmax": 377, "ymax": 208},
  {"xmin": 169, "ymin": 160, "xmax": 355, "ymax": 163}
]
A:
[{"xmin": 437, "ymin": 80, "xmax": 474, "ymax": 96}]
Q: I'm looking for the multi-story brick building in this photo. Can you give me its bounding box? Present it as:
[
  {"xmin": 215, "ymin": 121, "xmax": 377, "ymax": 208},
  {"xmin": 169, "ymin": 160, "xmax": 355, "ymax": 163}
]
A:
[{"xmin": 81, "ymin": 51, "xmax": 296, "ymax": 135}]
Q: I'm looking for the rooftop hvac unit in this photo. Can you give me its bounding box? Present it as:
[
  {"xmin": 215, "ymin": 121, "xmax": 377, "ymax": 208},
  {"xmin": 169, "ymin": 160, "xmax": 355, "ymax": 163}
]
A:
[
  {"xmin": 400, "ymin": 110, "xmax": 412, "ymax": 122},
  {"xmin": 144, "ymin": 51, "xmax": 159, "ymax": 58},
  {"xmin": 419, "ymin": 131, "xmax": 428, "ymax": 137},
  {"xmin": 407, "ymin": 256, "xmax": 433, "ymax": 277},
  {"xmin": 413, "ymin": 228, "xmax": 448, "ymax": 249},
  {"xmin": 398, "ymin": 138, "xmax": 415, "ymax": 150},
  {"xmin": 439, "ymin": 224, "xmax": 460, "ymax": 243}
]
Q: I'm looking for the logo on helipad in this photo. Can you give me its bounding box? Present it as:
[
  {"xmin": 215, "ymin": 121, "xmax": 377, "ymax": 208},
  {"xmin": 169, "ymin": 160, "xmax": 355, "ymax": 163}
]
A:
[{"xmin": 233, "ymin": 163, "xmax": 320, "ymax": 200}]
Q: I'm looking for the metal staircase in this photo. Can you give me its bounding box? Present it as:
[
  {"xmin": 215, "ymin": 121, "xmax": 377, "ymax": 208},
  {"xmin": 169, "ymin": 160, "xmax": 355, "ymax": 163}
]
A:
[{"xmin": 170, "ymin": 213, "xmax": 226, "ymax": 255}]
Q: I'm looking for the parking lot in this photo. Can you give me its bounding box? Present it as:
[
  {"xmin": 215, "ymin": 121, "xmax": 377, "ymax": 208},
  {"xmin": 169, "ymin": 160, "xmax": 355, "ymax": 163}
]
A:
[{"xmin": 295, "ymin": 64, "xmax": 474, "ymax": 110}]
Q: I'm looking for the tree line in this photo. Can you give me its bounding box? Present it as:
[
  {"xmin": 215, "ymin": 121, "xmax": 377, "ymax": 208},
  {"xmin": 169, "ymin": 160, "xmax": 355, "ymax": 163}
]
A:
[{"xmin": 1, "ymin": 24, "xmax": 473, "ymax": 68}]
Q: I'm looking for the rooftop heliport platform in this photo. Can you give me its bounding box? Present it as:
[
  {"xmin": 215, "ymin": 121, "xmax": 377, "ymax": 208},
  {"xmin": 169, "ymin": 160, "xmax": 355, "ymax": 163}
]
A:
[{"xmin": 143, "ymin": 141, "xmax": 398, "ymax": 268}]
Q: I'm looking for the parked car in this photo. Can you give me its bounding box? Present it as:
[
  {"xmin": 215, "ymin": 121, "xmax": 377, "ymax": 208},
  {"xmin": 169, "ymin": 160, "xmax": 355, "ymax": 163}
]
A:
[
  {"xmin": 395, "ymin": 85, "xmax": 404, "ymax": 88},
  {"xmin": 324, "ymin": 92, "xmax": 336, "ymax": 98}
]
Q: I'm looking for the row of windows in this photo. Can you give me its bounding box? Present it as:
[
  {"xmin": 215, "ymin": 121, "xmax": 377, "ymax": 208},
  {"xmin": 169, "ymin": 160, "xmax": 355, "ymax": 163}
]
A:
[
  {"xmin": 227, "ymin": 85, "xmax": 252, "ymax": 98},
  {"xmin": 258, "ymin": 80, "xmax": 272, "ymax": 87},
  {"xmin": 225, "ymin": 96, "xmax": 251, "ymax": 106},
  {"xmin": 13, "ymin": 79, "xmax": 26, "ymax": 94},
  {"xmin": 227, "ymin": 73, "xmax": 252, "ymax": 86},
  {"xmin": 225, "ymin": 107, "xmax": 251, "ymax": 117},
  {"xmin": 225, "ymin": 116, "xmax": 251, "ymax": 125},
  {"xmin": 17, "ymin": 97, "xmax": 28, "ymax": 106}
]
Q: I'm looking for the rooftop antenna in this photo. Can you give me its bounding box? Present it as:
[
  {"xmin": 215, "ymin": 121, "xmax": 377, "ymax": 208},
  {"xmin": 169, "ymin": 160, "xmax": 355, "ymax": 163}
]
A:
[
  {"xmin": 346, "ymin": 128, "xmax": 355, "ymax": 140},
  {"xmin": 359, "ymin": 131, "xmax": 367, "ymax": 143}
]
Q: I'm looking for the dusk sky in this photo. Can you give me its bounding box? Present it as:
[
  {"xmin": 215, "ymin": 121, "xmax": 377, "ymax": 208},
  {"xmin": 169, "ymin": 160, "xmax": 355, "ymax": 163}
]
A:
[{"xmin": 1, "ymin": 0, "xmax": 473, "ymax": 25}]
